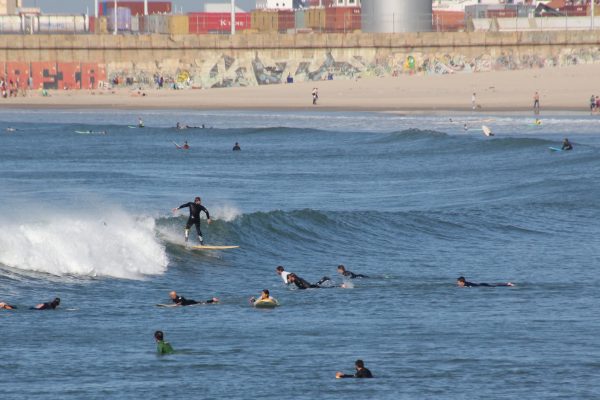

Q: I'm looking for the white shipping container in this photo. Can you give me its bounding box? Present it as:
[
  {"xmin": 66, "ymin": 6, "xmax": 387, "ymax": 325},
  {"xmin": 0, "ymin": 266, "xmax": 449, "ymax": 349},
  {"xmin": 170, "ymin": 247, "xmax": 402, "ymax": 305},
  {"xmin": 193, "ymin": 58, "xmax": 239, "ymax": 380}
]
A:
[
  {"xmin": 38, "ymin": 15, "xmax": 86, "ymax": 33},
  {"xmin": 0, "ymin": 15, "xmax": 22, "ymax": 33},
  {"xmin": 147, "ymin": 14, "xmax": 169, "ymax": 34},
  {"xmin": 131, "ymin": 15, "xmax": 139, "ymax": 32}
]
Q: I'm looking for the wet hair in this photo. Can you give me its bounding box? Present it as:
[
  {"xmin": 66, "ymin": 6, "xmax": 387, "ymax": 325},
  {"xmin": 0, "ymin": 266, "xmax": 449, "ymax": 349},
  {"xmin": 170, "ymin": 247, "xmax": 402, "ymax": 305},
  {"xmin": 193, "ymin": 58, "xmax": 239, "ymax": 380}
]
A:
[
  {"xmin": 337, "ymin": 265, "xmax": 346, "ymax": 271},
  {"xmin": 194, "ymin": 197, "xmax": 201, "ymax": 202},
  {"xmin": 355, "ymin": 359, "xmax": 365, "ymax": 368},
  {"xmin": 276, "ymin": 266, "xmax": 284, "ymax": 272},
  {"xmin": 457, "ymin": 277, "xmax": 466, "ymax": 283},
  {"xmin": 262, "ymin": 289, "xmax": 270, "ymax": 296},
  {"xmin": 154, "ymin": 331, "xmax": 164, "ymax": 341}
]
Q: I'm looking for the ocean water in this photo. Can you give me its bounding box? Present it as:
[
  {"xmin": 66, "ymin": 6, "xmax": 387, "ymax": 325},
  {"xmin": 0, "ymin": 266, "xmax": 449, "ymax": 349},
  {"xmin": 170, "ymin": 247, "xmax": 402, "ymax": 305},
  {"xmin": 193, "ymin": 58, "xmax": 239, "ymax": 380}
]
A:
[{"xmin": 0, "ymin": 109, "xmax": 599, "ymax": 399}]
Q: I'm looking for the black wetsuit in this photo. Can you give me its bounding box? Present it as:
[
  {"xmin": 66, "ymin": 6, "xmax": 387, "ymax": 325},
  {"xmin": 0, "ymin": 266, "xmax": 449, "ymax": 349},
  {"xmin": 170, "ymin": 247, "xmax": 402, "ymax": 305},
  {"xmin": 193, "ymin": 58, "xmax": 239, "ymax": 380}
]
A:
[
  {"xmin": 172, "ymin": 295, "xmax": 215, "ymax": 306},
  {"xmin": 233, "ymin": 145, "xmax": 241, "ymax": 151},
  {"xmin": 340, "ymin": 368, "xmax": 373, "ymax": 378},
  {"xmin": 291, "ymin": 275, "xmax": 331, "ymax": 289},
  {"xmin": 463, "ymin": 281, "xmax": 511, "ymax": 287},
  {"xmin": 35, "ymin": 301, "xmax": 59, "ymax": 310},
  {"xmin": 562, "ymin": 142, "xmax": 573, "ymax": 151},
  {"xmin": 177, "ymin": 202, "xmax": 210, "ymax": 237},
  {"xmin": 342, "ymin": 270, "xmax": 368, "ymax": 279}
]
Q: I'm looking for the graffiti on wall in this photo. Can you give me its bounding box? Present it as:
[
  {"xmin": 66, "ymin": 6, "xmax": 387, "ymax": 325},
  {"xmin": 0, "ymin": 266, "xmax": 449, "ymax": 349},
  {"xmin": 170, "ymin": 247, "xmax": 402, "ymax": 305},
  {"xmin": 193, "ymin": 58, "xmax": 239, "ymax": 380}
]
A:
[
  {"xmin": 4, "ymin": 46, "xmax": 600, "ymax": 90},
  {"xmin": 1, "ymin": 62, "xmax": 106, "ymax": 90}
]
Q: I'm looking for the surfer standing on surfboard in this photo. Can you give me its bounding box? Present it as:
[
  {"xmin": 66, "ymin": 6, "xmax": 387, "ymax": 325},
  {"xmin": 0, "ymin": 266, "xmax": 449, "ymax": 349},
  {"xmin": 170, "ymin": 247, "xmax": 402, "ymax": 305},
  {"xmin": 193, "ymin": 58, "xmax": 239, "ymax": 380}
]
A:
[{"xmin": 172, "ymin": 196, "xmax": 211, "ymax": 245}]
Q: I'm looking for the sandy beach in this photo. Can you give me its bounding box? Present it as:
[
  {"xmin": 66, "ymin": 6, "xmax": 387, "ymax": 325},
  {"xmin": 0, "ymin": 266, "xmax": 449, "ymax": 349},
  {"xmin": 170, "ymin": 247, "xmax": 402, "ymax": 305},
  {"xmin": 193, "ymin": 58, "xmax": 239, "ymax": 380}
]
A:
[{"xmin": 2, "ymin": 63, "xmax": 600, "ymax": 112}]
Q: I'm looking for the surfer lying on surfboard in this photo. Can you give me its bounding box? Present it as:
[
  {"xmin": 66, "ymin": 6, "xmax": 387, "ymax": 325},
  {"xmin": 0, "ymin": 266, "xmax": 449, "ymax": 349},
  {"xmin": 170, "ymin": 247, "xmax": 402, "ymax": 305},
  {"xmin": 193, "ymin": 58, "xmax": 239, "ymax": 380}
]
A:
[
  {"xmin": 562, "ymin": 138, "xmax": 573, "ymax": 151},
  {"xmin": 337, "ymin": 264, "xmax": 368, "ymax": 279},
  {"xmin": 173, "ymin": 140, "xmax": 190, "ymax": 150},
  {"xmin": 456, "ymin": 277, "xmax": 514, "ymax": 288},
  {"xmin": 170, "ymin": 291, "xmax": 219, "ymax": 306},
  {"xmin": 287, "ymin": 273, "xmax": 332, "ymax": 289},
  {"xmin": 0, "ymin": 302, "xmax": 16, "ymax": 310}
]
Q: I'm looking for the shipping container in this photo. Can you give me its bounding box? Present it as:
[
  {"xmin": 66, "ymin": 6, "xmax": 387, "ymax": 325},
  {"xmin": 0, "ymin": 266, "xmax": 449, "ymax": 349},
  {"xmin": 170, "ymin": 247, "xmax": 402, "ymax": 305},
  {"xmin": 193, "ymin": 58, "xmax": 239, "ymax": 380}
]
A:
[
  {"xmin": 188, "ymin": 12, "xmax": 251, "ymax": 34},
  {"xmin": 325, "ymin": 7, "xmax": 360, "ymax": 32},
  {"xmin": 145, "ymin": 14, "xmax": 169, "ymax": 33},
  {"xmin": 251, "ymin": 10, "xmax": 278, "ymax": 32},
  {"xmin": 107, "ymin": 7, "xmax": 132, "ymax": 32},
  {"xmin": 306, "ymin": 8, "xmax": 326, "ymax": 31},
  {"xmin": 432, "ymin": 10, "xmax": 465, "ymax": 32},
  {"xmin": 131, "ymin": 14, "xmax": 139, "ymax": 32},
  {"xmin": 295, "ymin": 9, "xmax": 306, "ymax": 29},
  {"xmin": 486, "ymin": 9, "xmax": 517, "ymax": 19},
  {"xmin": 38, "ymin": 16, "xmax": 87, "ymax": 34},
  {"xmin": 6, "ymin": 62, "xmax": 30, "ymax": 89},
  {"xmin": 97, "ymin": 16, "xmax": 109, "ymax": 33},
  {"xmin": 89, "ymin": 16, "xmax": 96, "ymax": 33},
  {"xmin": 168, "ymin": 15, "xmax": 188, "ymax": 34},
  {"xmin": 0, "ymin": 15, "xmax": 22, "ymax": 33},
  {"xmin": 100, "ymin": 1, "xmax": 172, "ymax": 16},
  {"xmin": 277, "ymin": 9, "xmax": 294, "ymax": 32}
]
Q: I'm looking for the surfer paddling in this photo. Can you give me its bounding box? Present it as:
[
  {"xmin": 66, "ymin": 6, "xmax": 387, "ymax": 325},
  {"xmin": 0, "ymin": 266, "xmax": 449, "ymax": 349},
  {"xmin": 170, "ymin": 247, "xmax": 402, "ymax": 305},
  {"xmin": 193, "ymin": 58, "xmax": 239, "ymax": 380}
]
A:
[
  {"xmin": 337, "ymin": 264, "xmax": 368, "ymax": 279},
  {"xmin": 561, "ymin": 138, "xmax": 573, "ymax": 151},
  {"xmin": 172, "ymin": 196, "xmax": 211, "ymax": 245},
  {"xmin": 32, "ymin": 297, "xmax": 60, "ymax": 310},
  {"xmin": 250, "ymin": 289, "xmax": 279, "ymax": 307},
  {"xmin": 336, "ymin": 359, "xmax": 373, "ymax": 379},
  {"xmin": 0, "ymin": 302, "xmax": 16, "ymax": 310},
  {"xmin": 287, "ymin": 273, "xmax": 331, "ymax": 289},
  {"xmin": 456, "ymin": 277, "xmax": 514, "ymax": 288},
  {"xmin": 169, "ymin": 291, "xmax": 218, "ymax": 306}
]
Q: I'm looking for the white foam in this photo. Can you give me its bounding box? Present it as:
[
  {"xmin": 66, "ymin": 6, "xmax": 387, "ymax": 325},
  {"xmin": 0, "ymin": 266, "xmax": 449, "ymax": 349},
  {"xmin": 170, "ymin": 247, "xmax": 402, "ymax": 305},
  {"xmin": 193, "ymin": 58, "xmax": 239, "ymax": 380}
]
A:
[
  {"xmin": 211, "ymin": 203, "xmax": 242, "ymax": 222},
  {"xmin": 0, "ymin": 207, "xmax": 168, "ymax": 280}
]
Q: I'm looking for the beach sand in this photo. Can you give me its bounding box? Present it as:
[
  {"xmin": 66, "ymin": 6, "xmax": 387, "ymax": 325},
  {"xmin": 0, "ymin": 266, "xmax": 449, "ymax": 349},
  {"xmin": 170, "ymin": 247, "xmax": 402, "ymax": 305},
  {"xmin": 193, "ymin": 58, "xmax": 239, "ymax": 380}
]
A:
[{"xmin": 2, "ymin": 63, "xmax": 599, "ymax": 112}]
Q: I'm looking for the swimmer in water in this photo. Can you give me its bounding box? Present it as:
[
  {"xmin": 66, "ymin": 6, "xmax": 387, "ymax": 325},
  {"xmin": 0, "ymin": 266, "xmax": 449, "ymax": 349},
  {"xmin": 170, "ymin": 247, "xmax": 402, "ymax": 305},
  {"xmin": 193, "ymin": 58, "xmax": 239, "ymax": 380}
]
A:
[
  {"xmin": 336, "ymin": 359, "xmax": 373, "ymax": 379},
  {"xmin": 287, "ymin": 273, "xmax": 331, "ymax": 289},
  {"xmin": 0, "ymin": 302, "xmax": 16, "ymax": 310},
  {"xmin": 337, "ymin": 264, "xmax": 368, "ymax": 279},
  {"xmin": 456, "ymin": 276, "xmax": 514, "ymax": 288},
  {"xmin": 182, "ymin": 140, "xmax": 190, "ymax": 150},
  {"xmin": 232, "ymin": 142, "xmax": 241, "ymax": 151},
  {"xmin": 154, "ymin": 330, "xmax": 174, "ymax": 354},
  {"xmin": 561, "ymin": 138, "xmax": 573, "ymax": 151},
  {"xmin": 169, "ymin": 291, "xmax": 218, "ymax": 306},
  {"xmin": 138, "ymin": 117, "xmax": 144, "ymax": 128},
  {"xmin": 275, "ymin": 265, "xmax": 291, "ymax": 284},
  {"xmin": 33, "ymin": 297, "xmax": 60, "ymax": 310},
  {"xmin": 250, "ymin": 289, "xmax": 279, "ymax": 306}
]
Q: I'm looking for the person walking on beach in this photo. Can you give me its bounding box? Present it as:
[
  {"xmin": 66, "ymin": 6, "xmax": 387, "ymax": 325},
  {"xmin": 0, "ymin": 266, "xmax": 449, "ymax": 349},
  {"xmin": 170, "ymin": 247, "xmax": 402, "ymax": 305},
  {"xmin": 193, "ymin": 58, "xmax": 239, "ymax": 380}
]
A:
[
  {"xmin": 533, "ymin": 91, "xmax": 540, "ymax": 115},
  {"xmin": 471, "ymin": 92, "xmax": 477, "ymax": 110},
  {"xmin": 590, "ymin": 95, "xmax": 596, "ymax": 114},
  {"xmin": 172, "ymin": 196, "xmax": 211, "ymax": 244},
  {"xmin": 312, "ymin": 88, "xmax": 319, "ymax": 105}
]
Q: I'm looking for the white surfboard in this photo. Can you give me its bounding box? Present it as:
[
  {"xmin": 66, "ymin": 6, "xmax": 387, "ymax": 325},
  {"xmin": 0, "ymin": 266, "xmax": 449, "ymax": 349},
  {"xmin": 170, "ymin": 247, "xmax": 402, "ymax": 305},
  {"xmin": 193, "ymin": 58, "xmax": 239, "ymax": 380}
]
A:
[
  {"xmin": 482, "ymin": 125, "xmax": 493, "ymax": 137},
  {"xmin": 189, "ymin": 245, "xmax": 239, "ymax": 250}
]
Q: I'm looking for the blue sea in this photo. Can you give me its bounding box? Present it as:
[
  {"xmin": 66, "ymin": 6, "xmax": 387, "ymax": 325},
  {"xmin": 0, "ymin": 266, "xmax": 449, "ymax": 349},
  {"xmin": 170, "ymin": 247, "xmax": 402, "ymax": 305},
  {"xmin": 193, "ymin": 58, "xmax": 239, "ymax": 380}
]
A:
[{"xmin": 0, "ymin": 109, "xmax": 599, "ymax": 399}]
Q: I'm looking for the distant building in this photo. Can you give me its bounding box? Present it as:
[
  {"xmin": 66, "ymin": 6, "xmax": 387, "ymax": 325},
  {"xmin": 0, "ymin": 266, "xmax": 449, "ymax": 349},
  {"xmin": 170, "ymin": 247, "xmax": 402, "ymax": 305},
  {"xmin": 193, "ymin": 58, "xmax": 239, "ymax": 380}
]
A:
[
  {"xmin": 255, "ymin": 0, "xmax": 293, "ymax": 10},
  {"xmin": 0, "ymin": 0, "xmax": 21, "ymax": 15}
]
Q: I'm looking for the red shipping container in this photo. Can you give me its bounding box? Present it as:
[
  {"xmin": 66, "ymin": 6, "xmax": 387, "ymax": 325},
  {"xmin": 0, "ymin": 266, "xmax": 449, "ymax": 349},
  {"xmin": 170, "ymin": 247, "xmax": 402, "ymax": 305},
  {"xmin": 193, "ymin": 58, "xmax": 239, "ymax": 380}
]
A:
[
  {"xmin": 100, "ymin": 1, "xmax": 171, "ymax": 16},
  {"xmin": 89, "ymin": 16, "xmax": 95, "ymax": 32},
  {"xmin": 6, "ymin": 62, "xmax": 29, "ymax": 88},
  {"xmin": 486, "ymin": 9, "xmax": 517, "ymax": 18},
  {"xmin": 278, "ymin": 10, "xmax": 294, "ymax": 31},
  {"xmin": 31, "ymin": 62, "xmax": 58, "ymax": 90},
  {"xmin": 559, "ymin": 5, "xmax": 587, "ymax": 16},
  {"xmin": 82, "ymin": 63, "xmax": 107, "ymax": 90},
  {"xmin": 188, "ymin": 12, "xmax": 251, "ymax": 34},
  {"xmin": 432, "ymin": 10, "xmax": 465, "ymax": 32},
  {"xmin": 325, "ymin": 7, "xmax": 360, "ymax": 32},
  {"xmin": 57, "ymin": 62, "xmax": 81, "ymax": 90}
]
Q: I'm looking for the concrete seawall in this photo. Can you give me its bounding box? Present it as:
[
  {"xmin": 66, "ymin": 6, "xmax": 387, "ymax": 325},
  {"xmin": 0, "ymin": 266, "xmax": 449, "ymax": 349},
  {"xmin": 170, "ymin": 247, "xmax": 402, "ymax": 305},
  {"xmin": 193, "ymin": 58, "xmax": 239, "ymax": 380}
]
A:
[{"xmin": 1, "ymin": 31, "xmax": 599, "ymax": 89}]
